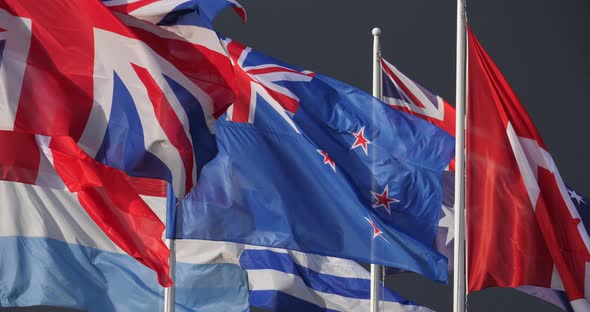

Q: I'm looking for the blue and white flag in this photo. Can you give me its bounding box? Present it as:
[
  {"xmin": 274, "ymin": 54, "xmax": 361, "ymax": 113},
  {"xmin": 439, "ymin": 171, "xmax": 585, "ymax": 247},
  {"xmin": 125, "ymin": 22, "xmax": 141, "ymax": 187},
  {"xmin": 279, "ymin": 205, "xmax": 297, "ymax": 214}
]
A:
[
  {"xmin": 241, "ymin": 246, "xmax": 433, "ymax": 312},
  {"xmin": 175, "ymin": 39, "xmax": 455, "ymax": 282}
]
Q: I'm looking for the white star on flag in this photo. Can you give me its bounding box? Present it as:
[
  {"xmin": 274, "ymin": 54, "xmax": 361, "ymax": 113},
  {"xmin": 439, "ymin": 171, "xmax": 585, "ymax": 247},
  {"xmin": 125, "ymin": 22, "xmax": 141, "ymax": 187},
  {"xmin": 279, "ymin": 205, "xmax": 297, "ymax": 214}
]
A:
[
  {"xmin": 438, "ymin": 205, "xmax": 454, "ymax": 246},
  {"xmin": 569, "ymin": 189, "xmax": 585, "ymax": 205}
]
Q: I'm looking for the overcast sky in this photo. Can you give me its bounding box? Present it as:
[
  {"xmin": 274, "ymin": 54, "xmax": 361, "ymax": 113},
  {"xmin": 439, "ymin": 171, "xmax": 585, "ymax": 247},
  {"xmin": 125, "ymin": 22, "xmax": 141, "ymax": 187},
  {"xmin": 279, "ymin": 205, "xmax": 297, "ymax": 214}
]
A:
[{"xmin": 213, "ymin": 1, "xmax": 589, "ymax": 311}]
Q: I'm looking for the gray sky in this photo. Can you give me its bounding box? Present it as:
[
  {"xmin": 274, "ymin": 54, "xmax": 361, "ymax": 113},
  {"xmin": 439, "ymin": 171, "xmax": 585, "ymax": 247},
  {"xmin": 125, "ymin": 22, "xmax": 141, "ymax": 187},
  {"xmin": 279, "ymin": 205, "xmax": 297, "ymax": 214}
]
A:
[{"xmin": 213, "ymin": 1, "xmax": 589, "ymax": 311}]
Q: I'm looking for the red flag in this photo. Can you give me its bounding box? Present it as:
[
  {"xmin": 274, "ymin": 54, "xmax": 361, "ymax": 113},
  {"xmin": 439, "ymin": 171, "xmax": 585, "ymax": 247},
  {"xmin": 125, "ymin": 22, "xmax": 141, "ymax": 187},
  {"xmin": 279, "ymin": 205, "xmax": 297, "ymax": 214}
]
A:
[{"xmin": 467, "ymin": 28, "xmax": 590, "ymax": 309}]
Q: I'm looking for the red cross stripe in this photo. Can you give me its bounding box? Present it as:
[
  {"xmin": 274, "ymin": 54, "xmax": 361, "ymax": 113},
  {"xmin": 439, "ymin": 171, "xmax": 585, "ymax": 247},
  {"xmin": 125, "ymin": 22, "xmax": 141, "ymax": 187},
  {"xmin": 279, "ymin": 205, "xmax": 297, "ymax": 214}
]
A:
[{"xmin": 224, "ymin": 39, "xmax": 314, "ymax": 129}]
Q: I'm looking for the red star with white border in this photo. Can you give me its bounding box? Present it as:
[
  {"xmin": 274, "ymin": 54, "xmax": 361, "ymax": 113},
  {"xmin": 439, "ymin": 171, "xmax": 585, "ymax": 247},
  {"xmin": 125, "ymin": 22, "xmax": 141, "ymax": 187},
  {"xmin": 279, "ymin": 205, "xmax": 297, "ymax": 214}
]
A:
[
  {"xmin": 350, "ymin": 126, "xmax": 372, "ymax": 155},
  {"xmin": 364, "ymin": 217, "xmax": 383, "ymax": 239},
  {"xmin": 371, "ymin": 185, "xmax": 399, "ymax": 215},
  {"xmin": 316, "ymin": 149, "xmax": 335, "ymax": 172}
]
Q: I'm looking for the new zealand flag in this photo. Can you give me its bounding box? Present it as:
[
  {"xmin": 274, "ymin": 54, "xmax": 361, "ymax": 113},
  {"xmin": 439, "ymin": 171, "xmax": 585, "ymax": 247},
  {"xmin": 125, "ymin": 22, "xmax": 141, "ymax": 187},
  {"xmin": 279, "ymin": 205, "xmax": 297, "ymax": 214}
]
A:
[{"xmin": 175, "ymin": 39, "xmax": 455, "ymax": 282}]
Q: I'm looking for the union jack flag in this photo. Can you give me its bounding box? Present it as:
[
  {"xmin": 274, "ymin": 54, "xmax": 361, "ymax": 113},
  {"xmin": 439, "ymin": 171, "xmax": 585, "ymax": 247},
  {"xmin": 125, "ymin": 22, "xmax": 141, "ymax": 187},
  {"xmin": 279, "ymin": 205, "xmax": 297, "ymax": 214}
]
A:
[
  {"xmin": 223, "ymin": 39, "xmax": 314, "ymax": 132},
  {"xmin": 0, "ymin": 0, "xmax": 235, "ymax": 285},
  {"xmin": 381, "ymin": 58, "xmax": 455, "ymax": 136}
]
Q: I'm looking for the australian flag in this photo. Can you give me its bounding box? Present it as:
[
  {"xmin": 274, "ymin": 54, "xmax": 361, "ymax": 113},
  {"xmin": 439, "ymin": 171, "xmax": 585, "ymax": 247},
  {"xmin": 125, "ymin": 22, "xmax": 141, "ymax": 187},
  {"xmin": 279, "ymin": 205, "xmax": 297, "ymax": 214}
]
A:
[{"xmin": 175, "ymin": 39, "xmax": 455, "ymax": 282}]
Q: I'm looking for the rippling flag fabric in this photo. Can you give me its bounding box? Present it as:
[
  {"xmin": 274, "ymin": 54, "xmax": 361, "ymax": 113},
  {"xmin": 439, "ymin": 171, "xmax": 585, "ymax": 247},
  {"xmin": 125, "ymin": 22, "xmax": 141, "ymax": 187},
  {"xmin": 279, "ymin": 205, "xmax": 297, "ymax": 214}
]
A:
[
  {"xmin": 104, "ymin": 3, "xmax": 446, "ymax": 309},
  {"xmin": 381, "ymin": 58, "xmax": 455, "ymax": 137},
  {"xmin": 176, "ymin": 39, "xmax": 455, "ymax": 282},
  {"xmin": 467, "ymin": 28, "xmax": 590, "ymax": 310},
  {"xmin": 241, "ymin": 246, "xmax": 433, "ymax": 312},
  {"xmin": 0, "ymin": 0, "xmax": 235, "ymax": 284},
  {"xmin": 381, "ymin": 54, "xmax": 588, "ymax": 310},
  {"xmin": 0, "ymin": 172, "xmax": 249, "ymax": 312},
  {"xmin": 103, "ymin": 0, "xmax": 246, "ymax": 25}
]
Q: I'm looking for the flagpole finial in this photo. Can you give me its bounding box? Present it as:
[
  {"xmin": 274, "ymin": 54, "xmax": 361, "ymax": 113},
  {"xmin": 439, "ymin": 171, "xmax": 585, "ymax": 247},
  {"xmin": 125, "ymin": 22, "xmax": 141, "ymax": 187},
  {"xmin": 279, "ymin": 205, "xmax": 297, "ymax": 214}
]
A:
[{"xmin": 372, "ymin": 27, "xmax": 382, "ymax": 36}]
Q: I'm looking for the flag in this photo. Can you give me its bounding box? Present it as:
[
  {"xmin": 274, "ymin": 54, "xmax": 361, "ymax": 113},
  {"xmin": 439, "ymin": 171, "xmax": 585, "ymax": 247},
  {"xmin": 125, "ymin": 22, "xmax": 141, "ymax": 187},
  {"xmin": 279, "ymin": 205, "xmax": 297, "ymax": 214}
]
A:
[
  {"xmin": 0, "ymin": 0, "xmax": 236, "ymax": 197},
  {"xmin": 381, "ymin": 57, "xmax": 457, "ymax": 273},
  {"xmin": 175, "ymin": 39, "xmax": 455, "ymax": 282},
  {"xmin": 0, "ymin": 175, "xmax": 249, "ymax": 312},
  {"xmin": 0, "ymin": 130, "xmax": 174, "ymax": 285},
  {"xmin": 0, "ymin": 141, "xmax": 437, "ymax": 312},
  {"xmin": 0, "ymin": 0, "xmax": 236, "ymax": 284},
  {"xmin": 103, "ymin": 0, "xmax": 247, "ymax": 25},
  {"xmin": 466, "ymin": 28, "xmax": 590, "ymax": 310},
  {"xmin": 437, "ymin": 169, "xmax": 581, "ymax": 311},
  {"xmin": 104, "ymin": 4, "xmax": 441, "ymax": 310},
  {"xmin": 0, "ymin": 166, "xmax": 431, "ymax": 312},
  {"xmin": 381, "ymin": 58, "xmax": 455, "ymax": 136},
  {"xmin": 382, "ymin": 54, "xmax": 586, "ymax": 311},
  {"xmin": 241, "ymin": 246, "xmax": 433, "ymax": 312}
]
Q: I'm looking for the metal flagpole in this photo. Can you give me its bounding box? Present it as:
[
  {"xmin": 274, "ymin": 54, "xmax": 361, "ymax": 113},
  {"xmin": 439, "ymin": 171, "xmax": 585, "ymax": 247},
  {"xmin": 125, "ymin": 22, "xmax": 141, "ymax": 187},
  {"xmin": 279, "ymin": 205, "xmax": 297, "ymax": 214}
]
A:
[
  {"xmin": 453, "ymin": 0, "xmax": 468, "ymax": 311},
  {"xmin": 164, "ymin": 183, "xmax": 176, "ymax": 312},
  {"xmin": 370, "ymin": 26, "xmax": 382, "ymax": 312},
  {"xmin": 164, "ymin": 238, "xmax": 176, "ymax": 312}
]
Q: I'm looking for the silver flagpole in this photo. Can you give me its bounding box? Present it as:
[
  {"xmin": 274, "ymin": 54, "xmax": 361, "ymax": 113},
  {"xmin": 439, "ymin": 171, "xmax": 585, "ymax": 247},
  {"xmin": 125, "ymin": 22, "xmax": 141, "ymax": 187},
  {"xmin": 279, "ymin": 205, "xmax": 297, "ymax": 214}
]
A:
[
  {"xmin": 453, "ymin": 0, "xmax": 467, "ymax": 312},
  {"xmin": 370, "ymin": 26, "xmax": 383, "ymax": 312},
  {"xmin": 164, "ymin": 182, "xmax": 176, "ymax": 312},
  {"xmin": 164, "ymin": 239, "xmax": 176, "ymax": 312}
]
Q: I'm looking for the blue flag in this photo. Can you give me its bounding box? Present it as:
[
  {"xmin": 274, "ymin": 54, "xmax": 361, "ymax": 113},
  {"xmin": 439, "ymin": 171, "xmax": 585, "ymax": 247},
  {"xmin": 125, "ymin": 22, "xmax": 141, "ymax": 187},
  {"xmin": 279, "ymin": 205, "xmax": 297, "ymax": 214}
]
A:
[{"xmin": 175, "ymin": 39, "xmax": 455, "ymax": 282}]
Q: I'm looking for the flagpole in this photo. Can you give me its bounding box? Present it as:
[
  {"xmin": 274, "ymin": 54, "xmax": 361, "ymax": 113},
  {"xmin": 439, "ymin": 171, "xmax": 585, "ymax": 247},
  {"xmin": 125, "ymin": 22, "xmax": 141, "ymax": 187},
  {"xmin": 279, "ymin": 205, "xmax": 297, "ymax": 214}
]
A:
[
  {"xmin": 164, "ymin": 183, "xmax": 176, "ymax": 312},
  {"xmin": 370, "ymin": 26, "xmax": 382, "ymax": 312},
  {"xmin": 164, "ymin": 239, "xmax": 176, "ymax": 312},
  {"xmin": 453, "ymin": 0, "xmax": 467, "ymax": 312}
]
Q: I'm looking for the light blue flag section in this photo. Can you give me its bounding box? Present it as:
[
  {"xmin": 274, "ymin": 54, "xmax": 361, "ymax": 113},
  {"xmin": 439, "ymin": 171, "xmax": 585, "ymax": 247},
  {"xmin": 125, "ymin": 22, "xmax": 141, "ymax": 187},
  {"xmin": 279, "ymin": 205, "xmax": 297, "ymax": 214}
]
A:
[
  {"xmin": 176, "ymin": 41, "xmax": 454, "ymax": 282},
  {"xmin": 0, "ymin": 181, "xmax": 248, "ymax": 312}
]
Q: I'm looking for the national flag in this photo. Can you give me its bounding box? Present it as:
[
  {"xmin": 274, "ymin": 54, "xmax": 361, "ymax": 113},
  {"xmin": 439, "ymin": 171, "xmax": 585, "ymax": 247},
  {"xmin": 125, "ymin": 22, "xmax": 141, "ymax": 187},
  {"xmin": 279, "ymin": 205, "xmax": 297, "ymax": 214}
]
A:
[
  {"xmin": 381, "ymin": 58, "xmax": 455, "ymax": 137},
  {"xmin": 467, "ymin": 28, "xmax": 590, "ymax": 310},
  {"xmin": 382, "ymin": 54, "xmax": 586, "ymax": 311},
  {"xmin": 0, "ymin": 0, "xmax": 234, "ymax": 197},
  {"xmin": 0, "ymin": 176, "xmax": 249, "ymax": 312},
  {"xmin": 105, "ymin": 3, "xmax": 441, "ymax": 310},
  {"xmin": 241, "ymin": 246, "xmax": 433, "ymax": 312},
  {"xmin": 103, "ymin": 0, "xmax": 247, "ymax": 25},
  {"xmin": 175, "ymin": 39, "xmax": 455, "ymax": 282},
  {"xmin": 0, "ymin": 130, "xmax": 175, "ymax": 285},
  {"xmin": 436, "ymin": 169, "xmax": 583, "ymax": 311},
  {"xmin": 380, "ymin": 58, "xmax": 457, "ymax": 273},
  {"xmin": 0, "ymin": 145, "xmax": 441, "ymax": 312},
  {"xmin": 0, "ymin": 0, "xmax": 235, "ymax": 285}
]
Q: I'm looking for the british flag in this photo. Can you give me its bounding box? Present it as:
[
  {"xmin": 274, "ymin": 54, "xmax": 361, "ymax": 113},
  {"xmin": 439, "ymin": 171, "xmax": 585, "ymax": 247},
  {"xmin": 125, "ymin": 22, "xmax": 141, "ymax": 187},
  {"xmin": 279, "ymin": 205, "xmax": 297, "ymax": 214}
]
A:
[{"xmin": 0, "ymin": 0, "xmax": 236, "ymax": 285}]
